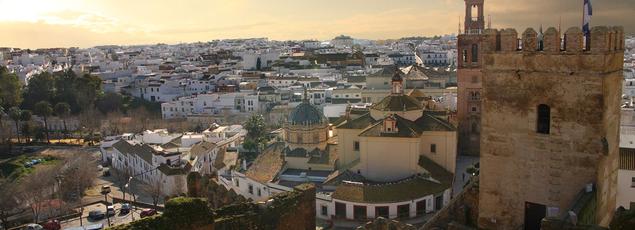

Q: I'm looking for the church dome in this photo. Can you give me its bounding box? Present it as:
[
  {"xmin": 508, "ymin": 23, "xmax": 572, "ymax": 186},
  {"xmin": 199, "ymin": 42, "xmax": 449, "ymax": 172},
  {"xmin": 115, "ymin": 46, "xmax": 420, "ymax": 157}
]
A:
[{"xmin": 288, "ymin": 102, "xmax": 326, "ymax": 126}]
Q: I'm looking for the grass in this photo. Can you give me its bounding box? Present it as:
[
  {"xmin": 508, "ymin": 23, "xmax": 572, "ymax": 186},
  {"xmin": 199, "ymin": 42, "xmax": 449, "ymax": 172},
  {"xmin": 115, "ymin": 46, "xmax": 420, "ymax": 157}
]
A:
[{"xmin": 0, "ymin": 154, "xmax": 59, "ymax": 182}]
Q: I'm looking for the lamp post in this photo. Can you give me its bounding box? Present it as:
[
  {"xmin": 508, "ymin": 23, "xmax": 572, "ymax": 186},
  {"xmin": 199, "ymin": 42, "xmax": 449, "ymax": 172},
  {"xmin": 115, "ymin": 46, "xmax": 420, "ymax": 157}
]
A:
[
  {"xmin": 125, "ymin": 176, "xmax": 133, "ymax": 221},
  {"xmin": 101, "ymin": 188, "xmax": 111, "ymax": 227}
]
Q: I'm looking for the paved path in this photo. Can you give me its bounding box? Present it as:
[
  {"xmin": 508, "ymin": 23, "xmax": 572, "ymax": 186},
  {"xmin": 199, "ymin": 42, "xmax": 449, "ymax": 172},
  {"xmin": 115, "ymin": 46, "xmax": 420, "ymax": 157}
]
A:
[{"xmin": 453, "ymin": 155, "xmax": 479, "ymax": 196}]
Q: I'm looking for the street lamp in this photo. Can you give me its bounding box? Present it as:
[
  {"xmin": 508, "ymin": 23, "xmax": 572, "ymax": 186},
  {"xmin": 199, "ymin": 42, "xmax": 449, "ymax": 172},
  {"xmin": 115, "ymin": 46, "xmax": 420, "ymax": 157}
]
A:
[
  {"xmin": 101, "ymin": 187, "xmax": 111, "ymax": 227},
  {"xmin": 124, "ymin": 176, "xmax": 134, "ymax": 221}
]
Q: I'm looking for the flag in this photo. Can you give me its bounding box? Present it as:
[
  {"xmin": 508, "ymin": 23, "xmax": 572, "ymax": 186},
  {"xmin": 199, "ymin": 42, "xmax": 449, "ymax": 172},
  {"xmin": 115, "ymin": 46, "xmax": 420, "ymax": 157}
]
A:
[{"xmin": 583, "ymin": 0, "xmax": 593, "ymax": 36}]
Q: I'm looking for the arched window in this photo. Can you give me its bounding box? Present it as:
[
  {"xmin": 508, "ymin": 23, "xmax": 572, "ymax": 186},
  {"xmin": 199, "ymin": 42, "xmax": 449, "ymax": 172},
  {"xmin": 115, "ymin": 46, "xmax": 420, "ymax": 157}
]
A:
[
  {"xmin": 471, "ymin": 44, "xmax": 478, "ymax": 63},
  {"xmin": 537, "ymin": 104, "xmax": 550, "ymax": 134},
  {"xmin": 462, "ymin": 50, "xmax": 468, "ymax": 64}
]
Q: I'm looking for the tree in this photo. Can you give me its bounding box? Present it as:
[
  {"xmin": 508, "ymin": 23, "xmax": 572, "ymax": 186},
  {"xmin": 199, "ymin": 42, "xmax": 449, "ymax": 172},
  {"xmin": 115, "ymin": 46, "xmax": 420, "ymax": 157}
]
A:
[
  {"xmin": 244, "ymin": 114, "xmax": 267, "ymax": 152},
  {"xmin": 61, "ymin": 151, "xmax": 98, "ymax": 200},
  {"xmin": 20, "ymin": 110, "xmax": 32, "ymax": 143},
  {"xmin": 8, "ymin": 107, "xmax": 21, "ymax": 143},
  {"xmin": 22, "ymin": 72, "xmax": 55, "ymax": 111},
  {"xmin": 34, "ymin": 101, "xmax": 53, "ymax": 144},
  {"xmin": 19, "ymin": 165, "xmax": 59, "ymax": 223},
  {"xmin": 0, "ymin": 67, "xmax": 23, "ymax": 108},
  {"xmin": 54, "ymin": 102, "xmax": 71, "ymax": 136},
  {"xmin": 0, "ymin": 181, "xmax": 18, "ymax": 229},
  {"xmin": 143, "ymin": 175, "xmax": 164, "ymax": 208},
  {"xmin": 95, "ymin": 92, "xmax": 123, "ymax": 114}
]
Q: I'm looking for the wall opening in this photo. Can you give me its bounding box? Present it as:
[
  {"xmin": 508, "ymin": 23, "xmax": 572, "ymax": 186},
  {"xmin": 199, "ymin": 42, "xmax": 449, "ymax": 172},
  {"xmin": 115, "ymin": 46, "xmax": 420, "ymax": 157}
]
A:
[{"xmin": 537, "ymin": 104, "xmax": 551, "ymax": 134}]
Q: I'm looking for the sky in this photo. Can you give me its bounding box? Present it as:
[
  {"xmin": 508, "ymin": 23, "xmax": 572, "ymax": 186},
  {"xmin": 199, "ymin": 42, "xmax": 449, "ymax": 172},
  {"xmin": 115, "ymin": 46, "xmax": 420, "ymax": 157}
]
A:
[{"xmin": 0, "ymin": 0, "xmax": 633, "ymax": 49}]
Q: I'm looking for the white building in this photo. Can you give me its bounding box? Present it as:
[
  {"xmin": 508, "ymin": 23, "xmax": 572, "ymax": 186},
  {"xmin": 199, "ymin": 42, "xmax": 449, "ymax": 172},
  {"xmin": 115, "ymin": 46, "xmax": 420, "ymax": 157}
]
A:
[
  {"xmin": 618, "ymin": 134, "xmax": 635, "ymax": 210},
  {"xmin": 161, "ymin": 93, "xmax": 259, "ymax": 119}
]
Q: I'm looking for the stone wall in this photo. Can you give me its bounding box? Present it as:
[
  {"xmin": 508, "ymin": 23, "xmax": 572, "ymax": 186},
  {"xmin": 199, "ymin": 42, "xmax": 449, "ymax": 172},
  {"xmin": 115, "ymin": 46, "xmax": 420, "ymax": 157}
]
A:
[
  {"xmin": 478, "ymin": 26, "xmax": 624, "ymax": 229},
  {"xmin": 109, "ymin": 184, "xmax": 316, "ymax": 230},
  {"xmin": 422, "ymin": 177, "xmax": 480, "ymax": 230}
]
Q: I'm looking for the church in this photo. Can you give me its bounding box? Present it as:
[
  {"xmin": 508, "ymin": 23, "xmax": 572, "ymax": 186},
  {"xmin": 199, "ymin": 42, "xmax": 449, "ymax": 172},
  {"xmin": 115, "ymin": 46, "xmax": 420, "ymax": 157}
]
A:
[{"xmin": 221, "ymin": 70, "xmax": 457, "ymax": 222}]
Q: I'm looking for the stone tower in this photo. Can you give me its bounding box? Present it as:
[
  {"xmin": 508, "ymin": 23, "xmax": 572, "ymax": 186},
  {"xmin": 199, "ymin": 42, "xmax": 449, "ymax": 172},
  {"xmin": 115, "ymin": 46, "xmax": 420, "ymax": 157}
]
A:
[
  {"xmin": 457, "ymin": 0, "xmax": 485, "ymax": 156},
  {"xmin": 478, "ymin": 26, "xmax": 624, "ymax": 229}
]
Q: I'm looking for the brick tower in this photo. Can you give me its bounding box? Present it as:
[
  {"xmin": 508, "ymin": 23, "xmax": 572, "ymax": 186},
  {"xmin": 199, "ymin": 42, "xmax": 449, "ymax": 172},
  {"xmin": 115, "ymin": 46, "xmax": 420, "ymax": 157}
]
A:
[
  {"xmin": 478, "ymin": 26, "xmax": 624, "ymax": 229},
  {"xmin": 457, "ymin": 0, "xmax": 485, "ymax": 156}
]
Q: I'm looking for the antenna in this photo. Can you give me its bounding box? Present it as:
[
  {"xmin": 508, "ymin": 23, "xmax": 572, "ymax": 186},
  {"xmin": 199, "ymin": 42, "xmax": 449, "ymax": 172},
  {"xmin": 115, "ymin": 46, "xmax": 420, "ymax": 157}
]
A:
[{"xmin": 488, "ymin": 14, "xmax": 492, "ymax": 29}]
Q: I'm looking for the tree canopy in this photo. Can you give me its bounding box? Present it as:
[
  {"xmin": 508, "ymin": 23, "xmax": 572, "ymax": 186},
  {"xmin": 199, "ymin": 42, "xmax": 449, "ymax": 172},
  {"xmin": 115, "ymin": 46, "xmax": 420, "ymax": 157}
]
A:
[{"xmin": 0, "ymin": 67, "xmax": 22, "ymax": 109}]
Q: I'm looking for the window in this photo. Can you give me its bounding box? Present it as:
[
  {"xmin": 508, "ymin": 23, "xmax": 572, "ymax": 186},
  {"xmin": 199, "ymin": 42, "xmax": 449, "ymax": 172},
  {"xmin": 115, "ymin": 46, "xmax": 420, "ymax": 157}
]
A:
[
  {"xmin": 235, "ymin": 179, "xmax": 239, "ymax": 187},
  {"xmin": 537, "ymin": 104, "xmax": 551, "ymax": 134},
  {"xmin": 321, "ymin": 205, "xmax": 328, "ymax": 216},
  {"xmin": 397, "ymin": 204, "xmax": 410, "ymax": 218},
  {"xmin": 471, "ymin": 106, "xmax": 477, "ymax": 112},
  {"xmin": 416, "ymin": 200, "xmax": 427, "ymax": 216},
  {"xmin": 248, "ymin": 184, "xmax": 253, "ymax": 194},
  {"xmin": 431, "ymin": 144, "xmax": 437, "ymax": 153},
  {"xmin": 435, "ymin": 195, "xmax": 443, "ymax": 210},
  {"xmin": 375, "ymin": 206, "xmax": 389, "ymax": 218},
  {"xmin": 462, "ymin": 50, "xmax": 468, "ymax": 63},
  {"xmin": 257, "ymin": 188, "xmax": 261, "ymax": 196},
  {"xmin": 631, "ymin": 177, "xmax": 635, "ymax": 188},
  {"xmin": 335, "ymin": 202, "xmax": 347, "ymax": 219},
  {"xmin": 353, "ymin": 205, "xmax": 367, "ymax": 220},
  {"xmin": 354, "ymin": 141, "xmax": 360, "ymax": 151},
  {"xmin": 471, "ymin": 44, "xmax": 478, "ymax": 63}
]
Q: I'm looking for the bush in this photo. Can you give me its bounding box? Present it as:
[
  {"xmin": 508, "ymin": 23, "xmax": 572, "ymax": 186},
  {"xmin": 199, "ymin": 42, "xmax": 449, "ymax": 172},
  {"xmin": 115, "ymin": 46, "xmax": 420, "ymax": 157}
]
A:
[{"xmin": 163, "ymin": 197, "xmax": 213, "ymax": 228}]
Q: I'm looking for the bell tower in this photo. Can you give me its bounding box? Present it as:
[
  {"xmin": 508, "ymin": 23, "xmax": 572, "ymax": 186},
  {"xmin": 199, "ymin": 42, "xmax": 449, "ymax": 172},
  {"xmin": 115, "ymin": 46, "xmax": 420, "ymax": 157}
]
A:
[
  {"xmin": 464, "ymin": 0, "xmax": 485, "ymax": 34},
  {"xmin": 457, "ymin": 0, "xmax": 485, "ymax": 156}
]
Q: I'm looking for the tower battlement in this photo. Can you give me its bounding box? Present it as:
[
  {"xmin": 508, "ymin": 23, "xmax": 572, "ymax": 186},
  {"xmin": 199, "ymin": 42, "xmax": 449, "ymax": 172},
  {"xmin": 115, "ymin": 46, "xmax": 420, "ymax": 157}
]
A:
[
  {"xmin": 482, "ymin": 26, "xmax": 625, "ymax": 54},
  {"xmin": 478, "ymin": 26, "xmax": 624, "ymax": 73}
]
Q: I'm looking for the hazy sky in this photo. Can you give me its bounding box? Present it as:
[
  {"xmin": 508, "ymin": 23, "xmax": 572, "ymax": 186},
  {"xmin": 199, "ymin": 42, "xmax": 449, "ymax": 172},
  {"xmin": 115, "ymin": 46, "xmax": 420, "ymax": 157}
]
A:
[{"xmin": 0, "ymin": 0, "xmax": 633, "ymax": 49}]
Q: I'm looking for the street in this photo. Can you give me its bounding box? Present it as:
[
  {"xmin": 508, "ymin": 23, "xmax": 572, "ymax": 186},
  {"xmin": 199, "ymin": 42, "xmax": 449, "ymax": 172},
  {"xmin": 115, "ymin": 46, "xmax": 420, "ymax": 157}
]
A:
[{"xmin": 60, "ymin": 202, "xmax": 147, "ymax": 229}]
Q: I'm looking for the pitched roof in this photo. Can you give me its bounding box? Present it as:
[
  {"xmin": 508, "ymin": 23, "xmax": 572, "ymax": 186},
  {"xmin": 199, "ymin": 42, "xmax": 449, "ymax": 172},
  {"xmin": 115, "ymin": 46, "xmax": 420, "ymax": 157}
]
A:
[
  {"xmin": 370, "ymin": 94, "xmax": 422, "ymax": 112},
  {"xmin": 189, "ymin": 141, "xmax": 216, "ymax": 156},
  {"xmin": 160, "ymin": 135, "xmax": 183, "ymax": 149},
  {"xmin": 157, "ymin": 163, "xmax": 192, "ymax": 176},
  {"xmin": 336, "ymin": 113, "xmax": 376, "ymax": 129},
  {"xmin": 331, "ymin": 176, "xmax": 449, "ymax": 203},
  {"xmin": 358, "ymin": 115, "xmax": 423, "ymax": 138},
  {"xmin": 403, "ymin": 65, "xmax": 430, "ymax": 81},
  {"xmin": 112, "ymin": 140, "xmax": 155, "ymax": 164},
  {"xmin": 245, "ymin": 142, "xmax": 286, "ymax": 183},
  {"xmin": 414, "ymin": 112, "xmax": 456, "ymax": 132}
]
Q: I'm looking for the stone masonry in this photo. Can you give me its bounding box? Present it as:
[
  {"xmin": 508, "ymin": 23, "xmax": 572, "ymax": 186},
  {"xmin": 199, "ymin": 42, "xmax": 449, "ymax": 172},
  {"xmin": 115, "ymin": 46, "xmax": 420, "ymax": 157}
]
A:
[{"xmin": 478, "ymin": 26, "xmax": 624, "ymax": 229}]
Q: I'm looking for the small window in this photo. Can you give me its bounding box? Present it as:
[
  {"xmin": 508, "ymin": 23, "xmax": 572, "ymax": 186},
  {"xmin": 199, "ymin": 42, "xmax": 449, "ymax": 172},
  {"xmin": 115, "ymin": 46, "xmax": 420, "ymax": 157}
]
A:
[
  {"xmin": 431, "ymin": 144, "xmax": 437, "ymax": 153},
  {"xmin": 471, "ymin": 106, "xmax": 477, "ymax": 112},
  {"xmin": 631, "ymin": 177, "xmax": 635, "ymax": 188},
  {"xmin": 248, "ymin": 184, "xmax": 253, "ymax": 194},
  {"xmin": 257, "ymin": 188, "xmax": 262, "ymax": 196},
  {"xmin": 321, "ymin": 205, "xmax": 328, "ymax": 216},
  {"xmin": 537, "ymin": 104, "xmax": 551, "ymax": 134},
  {"xmin": 354, "ymin": 141, "xmax": 360, "ymax": 151}
]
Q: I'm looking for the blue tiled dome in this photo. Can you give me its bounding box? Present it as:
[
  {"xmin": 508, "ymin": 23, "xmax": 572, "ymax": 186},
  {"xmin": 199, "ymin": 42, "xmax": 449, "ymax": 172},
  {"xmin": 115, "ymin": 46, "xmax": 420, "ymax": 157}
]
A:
[{"xmin": 289, "ymin": 102, "xmax": 325, "ymax": 125}]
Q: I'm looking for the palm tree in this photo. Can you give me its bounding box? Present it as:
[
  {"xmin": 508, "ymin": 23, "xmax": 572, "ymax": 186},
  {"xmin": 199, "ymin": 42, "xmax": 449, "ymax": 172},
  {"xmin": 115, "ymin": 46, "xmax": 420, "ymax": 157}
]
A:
[
  {"xmin": 34, "ymin": 101, "xmax": 53, "ymax": 144},
  {"xmin": 8, "ymin": 107, "xmax": 21, "ymax": 143},
  {"xmin": 54, "ymin": 102, "xmax": 71, "ymax": 138}
]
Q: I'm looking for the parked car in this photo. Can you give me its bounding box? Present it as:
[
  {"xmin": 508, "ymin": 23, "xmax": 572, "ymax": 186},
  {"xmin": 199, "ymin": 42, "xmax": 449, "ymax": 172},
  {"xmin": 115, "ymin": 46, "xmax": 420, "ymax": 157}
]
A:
[
  {"xmin": 42, "ymin": 220, "xmax": 60, "ymax": 230},
  {"xmin": 25, "ymin": 224, "xmax": 43, "ymax": 230},
  {"xmin": 106, "ymin": 206, "xmax": 115, "ymax": 216},
  {"xmin": 120, "ymin": 203, "xmax": 131, "ymax": 214},
  {"xmin": 139, "ymin": 208, "xmax": 157, "ymax": 218},
  {"xmin": 100, "ymin": 185, "xmax": 111, "ymax": 194},
  {"xmin": 88, "ymin": 210, "xmax": 105, "ymax": 221}
]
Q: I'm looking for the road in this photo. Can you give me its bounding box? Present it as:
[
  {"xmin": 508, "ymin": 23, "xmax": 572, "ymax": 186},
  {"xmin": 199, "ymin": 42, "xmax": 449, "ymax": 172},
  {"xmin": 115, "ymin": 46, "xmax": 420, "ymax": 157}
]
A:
[{"xmin": 60, "ymin": 202, "xmax": 148, "ymax": 229}]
